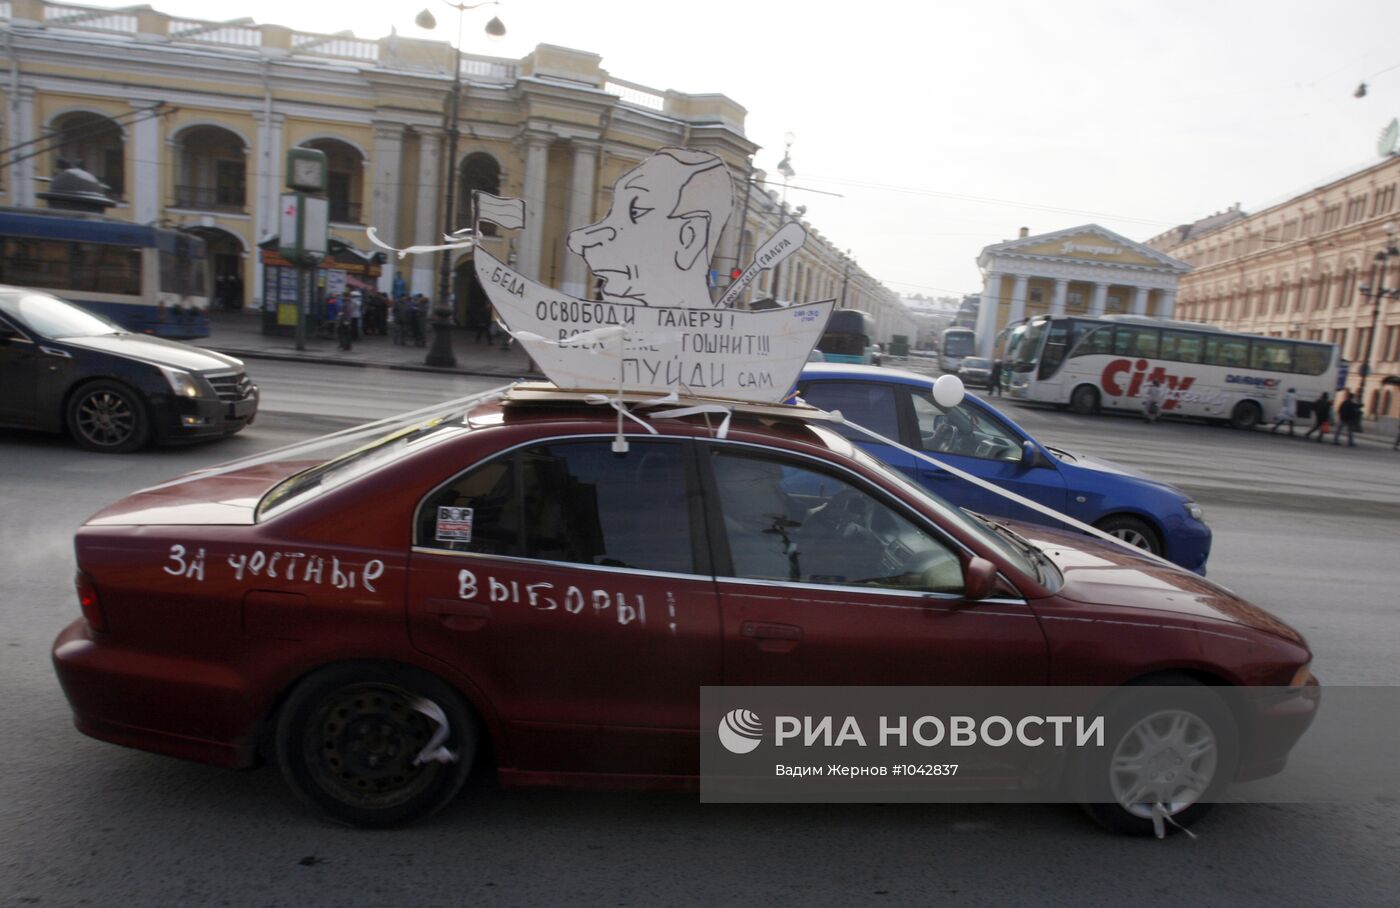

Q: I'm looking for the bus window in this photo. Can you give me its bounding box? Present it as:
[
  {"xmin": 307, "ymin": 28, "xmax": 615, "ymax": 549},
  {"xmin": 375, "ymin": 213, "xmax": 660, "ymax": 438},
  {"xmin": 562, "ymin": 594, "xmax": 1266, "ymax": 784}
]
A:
[
  {"xmin": 1204, "ymin": 336, "xmax": 1249, "ymax": 367},
  {"xmin": 1038, "ymin": 321, "xmax": 1070, "ymax": 379},
  {"xmin": 1250, "ymin": 339, "xmax": 1293, "ymax": 372},
  {"xmin": 1293, "ymin": 344, "xmax": 1331, "ymax": 375},
  {"xmin": 1161, "ymin": 329, "xmax": 1203, "ymax": 363},
  {"xmin": 1113, "ymin": 325, "xmax": 1160, "ymax": 358},
  {"xmin": 1071, "ymin": 325, "xmax": 1114, "ymax": 357}
]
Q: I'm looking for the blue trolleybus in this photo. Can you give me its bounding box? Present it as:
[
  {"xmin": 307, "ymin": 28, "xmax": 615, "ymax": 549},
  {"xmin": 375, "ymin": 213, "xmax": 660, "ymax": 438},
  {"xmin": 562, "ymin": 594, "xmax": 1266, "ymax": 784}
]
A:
[{"xmin": 0, "ymin": 207, "xmax": 211, "ymax": 338}]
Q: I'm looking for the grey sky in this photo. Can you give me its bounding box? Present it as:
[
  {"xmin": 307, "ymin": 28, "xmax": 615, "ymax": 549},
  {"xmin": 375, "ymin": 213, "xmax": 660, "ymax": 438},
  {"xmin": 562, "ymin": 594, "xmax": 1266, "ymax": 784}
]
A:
[{"xmin": 73, "ymin": 0, "xmax": 1400, "ymax": 299}]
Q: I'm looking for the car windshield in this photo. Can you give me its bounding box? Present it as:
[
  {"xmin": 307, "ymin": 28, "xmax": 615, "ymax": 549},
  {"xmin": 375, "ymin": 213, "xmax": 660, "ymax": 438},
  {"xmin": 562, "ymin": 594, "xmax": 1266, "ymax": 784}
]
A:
[
  {"xmin": 0, "ymin": 289, "xmax": 123, "ymax": 338},
  {"xmin": 961, "ymin": 357, "xmax": 990, "ymax": 369},
  {"xmin": 842, "ymin": 443, "xmax": 1042, "ymax": 583}
]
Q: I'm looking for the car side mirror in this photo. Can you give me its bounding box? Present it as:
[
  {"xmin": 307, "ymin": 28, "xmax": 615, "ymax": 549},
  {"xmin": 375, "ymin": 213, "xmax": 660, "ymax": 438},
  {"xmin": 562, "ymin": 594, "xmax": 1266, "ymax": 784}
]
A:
[
  {"xmin": 1019, "ymin": 439, "xmax": 1047, "ymax": 469},
  {"xmin": 964, "ymin": 556, "xmax": 998, "ymax": 601}
]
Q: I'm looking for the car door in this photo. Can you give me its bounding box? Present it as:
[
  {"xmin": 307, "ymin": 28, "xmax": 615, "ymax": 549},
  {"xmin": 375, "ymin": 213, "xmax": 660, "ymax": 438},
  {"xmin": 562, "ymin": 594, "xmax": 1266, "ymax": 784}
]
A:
[
  {"xmin": 0, "ymin": 315, "xmax": 39, "ymax": 425},
  {"xmin": 907, "ymin": 391, "xmax": 1069, "ymax": 525},
  {"xmin": 406, "ymin": 438, "xmax": 721, "ymax": 776},
  {"xmin": 701, "ymin": 442, "xmax": 1049, "ymax": 689}
]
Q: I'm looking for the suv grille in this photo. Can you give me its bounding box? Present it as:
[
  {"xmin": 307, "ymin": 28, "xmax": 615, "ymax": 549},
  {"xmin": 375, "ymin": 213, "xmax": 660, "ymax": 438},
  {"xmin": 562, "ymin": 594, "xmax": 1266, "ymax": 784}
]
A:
[{"xmin": 205, "ymin": 370, "xmax": 253, "ymax": 402}]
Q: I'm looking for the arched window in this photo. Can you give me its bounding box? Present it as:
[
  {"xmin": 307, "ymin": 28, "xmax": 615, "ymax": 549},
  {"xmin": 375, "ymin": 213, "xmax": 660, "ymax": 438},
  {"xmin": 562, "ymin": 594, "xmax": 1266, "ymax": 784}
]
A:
[
  {"xmin": 302, "ymin": 139, "xmax": 366, "ymax": 223},
  {"xmin": 51, "ymin": 111, "xmax": 124, "ymax": 199},
  {"xmin": 458, "ymin": 152, "xmax": 502, "ymax": 236},
  {"xmin": 173, "ymin": 125, "xmax": 247, "ymax": 212}
]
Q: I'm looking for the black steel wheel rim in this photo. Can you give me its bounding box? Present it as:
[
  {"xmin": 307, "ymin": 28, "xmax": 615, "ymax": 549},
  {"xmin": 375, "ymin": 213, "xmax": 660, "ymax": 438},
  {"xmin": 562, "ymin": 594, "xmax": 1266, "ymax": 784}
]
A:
[{"xmin": 304, "ymin": 684, "xmax": 440, "ymax": 809}]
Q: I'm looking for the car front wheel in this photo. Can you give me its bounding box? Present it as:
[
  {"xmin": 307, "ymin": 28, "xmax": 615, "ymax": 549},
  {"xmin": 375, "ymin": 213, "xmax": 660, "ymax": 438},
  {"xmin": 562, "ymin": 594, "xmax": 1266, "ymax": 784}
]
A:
[
  {"xmin": 275, "ymin": 662, "xmax": 477, "ymax": 827},
  {"xmin": 66, "ymin": 380, "xmax": 151, "ymax": 453},
  {"xmin": 1094, "ymin": 515, "xmax": 1162, "ymax": 557},
  {"xmin": 1081, "ymin": 680, "xmax": 1238, "ymax": 836}
]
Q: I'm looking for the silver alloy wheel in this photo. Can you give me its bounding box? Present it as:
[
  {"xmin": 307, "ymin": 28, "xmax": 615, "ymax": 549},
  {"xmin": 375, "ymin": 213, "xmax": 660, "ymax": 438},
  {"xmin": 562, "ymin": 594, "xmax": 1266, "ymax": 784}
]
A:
[
  {"xmin": 75, "ymin": 389, "xmax": 136, "ymax": 447},
  {"xmin": 1108, "ymin": 526, "xmax": 1151, "ymax": 550},
  {"xmin": 1108, "ymin": 708, "xmax": 1218, "ymax": 819}
]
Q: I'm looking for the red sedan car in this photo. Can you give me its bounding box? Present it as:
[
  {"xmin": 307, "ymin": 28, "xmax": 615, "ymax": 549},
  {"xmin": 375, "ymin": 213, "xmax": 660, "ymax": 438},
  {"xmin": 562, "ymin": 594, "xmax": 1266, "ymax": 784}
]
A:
[{"xmin": 53, "ymin": 387, "xmax": 1317, "ymax": 833}]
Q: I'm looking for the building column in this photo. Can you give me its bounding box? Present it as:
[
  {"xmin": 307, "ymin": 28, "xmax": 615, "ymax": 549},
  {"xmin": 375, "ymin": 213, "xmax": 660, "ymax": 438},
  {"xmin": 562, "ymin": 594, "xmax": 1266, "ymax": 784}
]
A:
[
  {"xmin": 252, "ymin": 110, "xmax": 285, "ymax": 311},
  {"xmin": 370, "ymin": 122, "xmax": 405, "ymax": 295},
  {"xmin": 976, "ymin": 271, "xmax": 1003, "ymax": 358},
  {"xmin": 129, "ymin": 102, "xmax": 162, "ymax": 224},
  {"xmin": 1089, "ymin": 282, "xmax": 1109, "ymax": 317},
  {"xmin": 1131, "ymin": 286, "xmax": 1150, "ymax": 315},
  {"xmin": 518, "ymin": 131, "xmax": 551, "ymax": 282},
  {"xmin": 560, "ymin": 140, "xmax": 598, "ymax": 298},
  {"xmin": 411, "ymin": 129, "xmax": 441, "ymax": 295},
  {"xmin": 1157, "ymin": 289, "xmax": 1177, "ymax": 319},
  {"xmin": 1008, "ymin": 274, "xmax": 1030, "ymax": 328},
  {"xmin": 12, "ymin": 87, "xmax": 37, "ymax": 207},
  {"xmin": 1051, "ymin": 278, "xmax": 1068, "ymax": 316}
]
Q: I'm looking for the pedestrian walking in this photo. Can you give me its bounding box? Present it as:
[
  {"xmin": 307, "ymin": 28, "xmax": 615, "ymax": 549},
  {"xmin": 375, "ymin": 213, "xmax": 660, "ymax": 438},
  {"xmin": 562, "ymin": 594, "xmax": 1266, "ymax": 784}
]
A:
[
  {"xmin": 1269, "ymin": 387, "xmax": 1298, "ymax": 436},
  {"xmin": 1303, "ymin": 391, "xmax": 1332, "ymax": 441},
  {"xmin": 410, "ymin": 294, "xmax": 427, "ymax": 347},
  {"xmin": 349, "ymin": 290, "xmax": 364, "ymax": 341},
  {"xmin": 1142, "ymin": 378, "xmax": 1166, "ymax": 423},
  {"xmin": 989, "ymin": 359, "xmax": 1003, "ymax": 396},
  {"xmin": 1333, "ymin": 390, "xmax": 1360, "ymax": 447},
  {"xmin": 392, "ymin": 295, "xmax": 409, "ymax": 345}
]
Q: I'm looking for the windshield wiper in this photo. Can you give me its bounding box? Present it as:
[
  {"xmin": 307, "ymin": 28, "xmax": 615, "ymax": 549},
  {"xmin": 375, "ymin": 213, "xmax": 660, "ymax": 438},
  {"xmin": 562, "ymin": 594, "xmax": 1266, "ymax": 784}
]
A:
[{"xmin": 976, "ymin": 515, "xmax": 1049, "ymax": 583}]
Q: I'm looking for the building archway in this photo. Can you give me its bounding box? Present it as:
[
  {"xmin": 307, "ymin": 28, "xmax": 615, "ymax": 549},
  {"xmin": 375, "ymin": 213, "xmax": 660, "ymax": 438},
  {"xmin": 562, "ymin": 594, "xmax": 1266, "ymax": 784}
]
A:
[
  {"xmin": 300, "ymin": 138, "xmax": 365, "ymax": 223},
  {"xmin": 172, "ymin": 125, "xmax": 247, "ymax": 212},
  {"xmin": 452, "ymin": 255, "xmax": 491, "ymax": 332},
  {"xmin": 49, "ymin": 111, "xmax": 124, "ymax": 199},
  {"xmin": 457, "ymin": 151, "xmax": 503, "ymax": 236},
  {"xmin": 187, "ymin": 226, "xmax": 246, "ymax": 309}
]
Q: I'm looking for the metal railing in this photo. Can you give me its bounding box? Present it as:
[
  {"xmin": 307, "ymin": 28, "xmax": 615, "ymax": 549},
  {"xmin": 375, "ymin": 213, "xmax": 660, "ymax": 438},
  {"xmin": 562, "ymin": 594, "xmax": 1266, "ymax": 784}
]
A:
[
  {"xmin": 169, "ymin": 19, "xmax": 262, "ymax": 47},
  {"xmin": 329, "ymin": 199, "xmax": 362, "ymax": 224},
  {"xmin": 43, "ymin": 2, "xmax": 136, "ymax": 32},
  {"xmin": 173, "ymin": 185, "xmax": 246, "ymax": 213},
  {"xmin": 293, "ymin": 32, "xmax": 378, "ymax": 62}
]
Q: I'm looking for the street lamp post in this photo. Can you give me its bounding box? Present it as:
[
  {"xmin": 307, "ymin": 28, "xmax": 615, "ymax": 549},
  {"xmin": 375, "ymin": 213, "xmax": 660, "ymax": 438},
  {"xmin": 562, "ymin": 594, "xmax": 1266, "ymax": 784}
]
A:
[
  {"xmin": 415, "ymin": 1, "xmax": 505, "ymax": 368},
  {"xmin": 1356, "ymin": 220, "xmax": 1399, "ymax": 419}
]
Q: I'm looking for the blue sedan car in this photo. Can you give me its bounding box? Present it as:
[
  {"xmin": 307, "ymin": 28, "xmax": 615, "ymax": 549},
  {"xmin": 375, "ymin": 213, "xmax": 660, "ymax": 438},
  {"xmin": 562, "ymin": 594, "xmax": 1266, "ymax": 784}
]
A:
[{"xmin": 797, "ymin": 364, "xmax": 1211, "ymax": 573}]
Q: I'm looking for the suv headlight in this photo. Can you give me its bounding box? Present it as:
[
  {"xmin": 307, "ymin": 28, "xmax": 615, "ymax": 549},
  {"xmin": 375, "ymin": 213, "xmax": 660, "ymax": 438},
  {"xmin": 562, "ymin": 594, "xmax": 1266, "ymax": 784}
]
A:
[
  {"xmin": 159, "ymin": 366, "xmax": 204, "ymax": 398},
  {"xmin": 1185, "ymin": 501, "xmax": 1204, "ymax": 522}
]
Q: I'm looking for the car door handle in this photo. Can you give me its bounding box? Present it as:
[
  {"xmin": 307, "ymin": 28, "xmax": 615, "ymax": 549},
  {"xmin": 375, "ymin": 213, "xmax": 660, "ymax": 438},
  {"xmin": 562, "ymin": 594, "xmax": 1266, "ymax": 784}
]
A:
[
  {"xmin": 741, "ymin": 621, "xmax": 802, "ymax": 653},
  {"xmin": 426, "ymin": 598, "xmax": 490, "ymax": 632}
]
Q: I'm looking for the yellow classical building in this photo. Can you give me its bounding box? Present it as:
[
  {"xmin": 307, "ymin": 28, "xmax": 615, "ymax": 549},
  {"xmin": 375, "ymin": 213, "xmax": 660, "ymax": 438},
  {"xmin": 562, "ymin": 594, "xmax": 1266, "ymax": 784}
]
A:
[
  {"xmin": 1147, "ymin": 155, "xmax": 1400, "ymax": 424},
  {"xmin": 0, "ymin": 0, "xmax": 906, "ymax": 334},
  {"xmin": 974, "ymin": 225, "xmax": 1190, "ymax": 356}
]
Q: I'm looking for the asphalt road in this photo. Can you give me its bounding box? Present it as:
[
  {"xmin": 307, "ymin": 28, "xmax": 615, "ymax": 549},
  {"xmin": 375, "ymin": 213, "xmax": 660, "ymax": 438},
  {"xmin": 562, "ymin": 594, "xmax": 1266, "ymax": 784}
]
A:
[{"xmin": 2, "ymin": 361, "xmax": 1398, "ymax": 906}]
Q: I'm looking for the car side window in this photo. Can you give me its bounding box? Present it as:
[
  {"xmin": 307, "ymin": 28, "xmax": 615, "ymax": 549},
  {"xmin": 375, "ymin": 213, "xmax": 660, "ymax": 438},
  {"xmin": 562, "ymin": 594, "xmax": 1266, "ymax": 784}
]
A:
[
  {"xmin": 710, "ymin": 449, "xmax": 964, "ymax": 594},
  {"xmin": 911, "ymin": 394, "xmax": 1023, "ymax": 463},
  {"xmin": 417, "ymin": 440, "xmax": 698, "ymax": 574},
  {"xmin": 798, "ymin": 381, "xmax": 901, "ymax": 441}
]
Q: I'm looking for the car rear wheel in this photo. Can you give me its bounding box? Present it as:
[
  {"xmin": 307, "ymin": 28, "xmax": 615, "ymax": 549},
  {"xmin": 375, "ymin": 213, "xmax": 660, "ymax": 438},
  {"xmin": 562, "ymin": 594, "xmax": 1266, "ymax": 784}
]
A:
[
  {"xmin": 1070, "ymin": 385, "xmax": 1100, "ymax": 415},
  {"xmin": 275, "ymin": 662, "xmax": 476, "ymax": 828},
  {"xmin": 66, "ymin": 380, "xmax": 151, "ymax": 453},
  {"xmin": 1081, "ymin": 679, "xmax": 1238, "ymax": 836},
  {"xmin": 1230, "ymin": 400, "xmax": 1262, "ymax": 430},
  {"xmin": 1094, "ymin": 515, "xmax": 1162, "ymax": 556}
]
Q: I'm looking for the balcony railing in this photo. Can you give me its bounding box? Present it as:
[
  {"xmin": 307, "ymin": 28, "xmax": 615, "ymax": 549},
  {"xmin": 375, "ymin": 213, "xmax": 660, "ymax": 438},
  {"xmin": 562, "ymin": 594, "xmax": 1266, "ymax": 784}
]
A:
[
  {"xmin": 329, "ymin": 200, "xmax": 362, "ymax": 224},
  {"xmin": 173, "ymin": 185, "xmax": 246, "ymax": 213}
]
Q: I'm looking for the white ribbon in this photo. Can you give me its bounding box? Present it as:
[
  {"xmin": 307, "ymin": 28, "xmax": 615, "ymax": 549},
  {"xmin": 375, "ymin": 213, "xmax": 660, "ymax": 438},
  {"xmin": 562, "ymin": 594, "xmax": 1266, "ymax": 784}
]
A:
[
  {"xmin": 366, "ymin": 225, "xmax": 476, "ymax": 260},
  {"xmin": 649, "ymin": 403, "xmax": 734, "ymax": 439},
  {"xmin": 584, "ymin": 394, "xmax": 661, "ymax": 436}
]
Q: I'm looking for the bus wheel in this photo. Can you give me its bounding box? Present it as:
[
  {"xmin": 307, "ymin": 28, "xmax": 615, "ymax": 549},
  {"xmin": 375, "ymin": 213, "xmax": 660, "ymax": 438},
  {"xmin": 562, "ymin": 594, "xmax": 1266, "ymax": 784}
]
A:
[
  {"xmin": 1230, "ymin": 401, "xmax": 1261, "ymax": 431},
  {"xmin": 1070, "ymin": 385, "xmax": 1100, "ymax": 415}
]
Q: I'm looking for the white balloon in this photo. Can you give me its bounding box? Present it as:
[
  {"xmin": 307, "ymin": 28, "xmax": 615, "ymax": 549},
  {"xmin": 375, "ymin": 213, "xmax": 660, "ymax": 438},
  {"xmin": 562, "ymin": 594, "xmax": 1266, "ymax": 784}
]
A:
[{"xmin": 933, "ymin": 374, "xmax": 965, "ymax": 409}]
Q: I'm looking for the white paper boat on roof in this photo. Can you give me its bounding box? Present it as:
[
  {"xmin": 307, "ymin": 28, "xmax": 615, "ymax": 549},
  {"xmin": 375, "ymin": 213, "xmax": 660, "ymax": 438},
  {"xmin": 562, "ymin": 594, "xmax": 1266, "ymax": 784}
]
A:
[{"xmin": 467, "ymin": 147, "xmax": 836, "ymax": 405}]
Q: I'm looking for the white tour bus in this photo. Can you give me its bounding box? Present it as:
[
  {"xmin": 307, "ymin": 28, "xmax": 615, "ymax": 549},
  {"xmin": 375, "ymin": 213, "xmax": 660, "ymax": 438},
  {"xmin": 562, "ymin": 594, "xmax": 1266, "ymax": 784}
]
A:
[{"xmin": 1005, "ymin": 314, "xmax": 1339, "ymax": 429}]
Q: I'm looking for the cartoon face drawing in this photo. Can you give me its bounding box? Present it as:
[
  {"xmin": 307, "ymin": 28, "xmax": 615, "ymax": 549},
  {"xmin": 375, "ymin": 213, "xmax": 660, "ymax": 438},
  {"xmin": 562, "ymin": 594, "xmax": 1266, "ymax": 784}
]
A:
[{"xmin": 566, "ymin": 147, "xmax": 733, "ymax": 307}]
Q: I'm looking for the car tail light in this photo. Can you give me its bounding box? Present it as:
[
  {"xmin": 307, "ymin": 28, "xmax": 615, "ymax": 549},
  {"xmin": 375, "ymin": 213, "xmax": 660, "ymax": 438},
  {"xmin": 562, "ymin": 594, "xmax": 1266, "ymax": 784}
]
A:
[{"xmin": 75, "ymin": 571, "xmax": 107, "ymax": 633}]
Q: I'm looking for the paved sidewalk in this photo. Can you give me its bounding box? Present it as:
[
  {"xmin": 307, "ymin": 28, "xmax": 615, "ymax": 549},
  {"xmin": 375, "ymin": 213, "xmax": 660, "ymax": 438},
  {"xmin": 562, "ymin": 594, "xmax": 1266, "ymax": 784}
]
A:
[{"xmin": 196, "ymin": 307, "xmax": 544, "ymax": 380}]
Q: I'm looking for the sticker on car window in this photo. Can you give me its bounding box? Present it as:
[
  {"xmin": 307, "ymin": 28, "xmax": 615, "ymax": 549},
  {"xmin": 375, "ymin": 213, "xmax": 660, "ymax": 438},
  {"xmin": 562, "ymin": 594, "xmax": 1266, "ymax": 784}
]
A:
[{"xmin": 436, "ymin": 506, "xmax": 474, "ymax": 543}]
